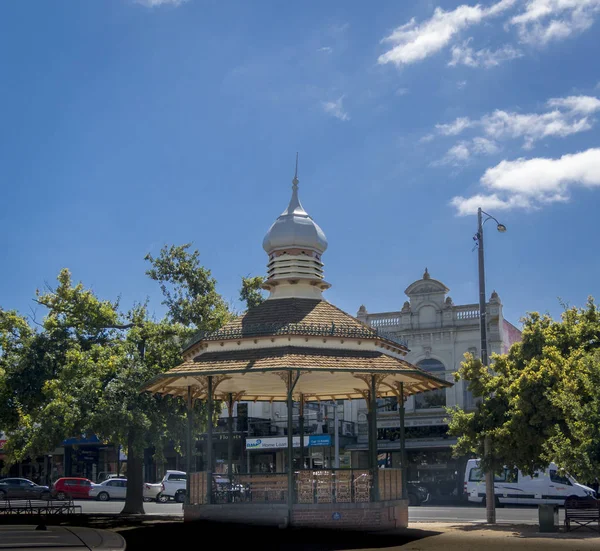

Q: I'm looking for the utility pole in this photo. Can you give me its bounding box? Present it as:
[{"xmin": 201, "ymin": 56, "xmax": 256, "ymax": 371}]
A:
[{"xmin": 476, "ymin": 207, "xmax": 506, "ymax": 524}]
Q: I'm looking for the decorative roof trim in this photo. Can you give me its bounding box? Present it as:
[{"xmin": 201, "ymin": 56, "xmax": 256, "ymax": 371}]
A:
[
  {"xmin": 184, "ymin": 322, "xmax": 408, "ymax": 351},
  {"xmin": 144, "ymin": 365, "xmax": 451, "ymax": 386}
]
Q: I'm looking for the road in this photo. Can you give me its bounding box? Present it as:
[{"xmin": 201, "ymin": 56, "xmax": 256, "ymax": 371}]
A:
[
  {"xmin": 75, "ymin": 500, "xmax": 555, "ymax": 525},
  {"xmin": 410, "ymin": 505, "xmax": 562, "ymax": 524},
  {"xmin": 74, "ymin": 499, "xmax": 183, "ymax": 516}
]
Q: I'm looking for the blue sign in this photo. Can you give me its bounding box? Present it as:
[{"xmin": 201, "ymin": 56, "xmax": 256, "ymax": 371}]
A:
[
  {"xmin": 63, "ymin": 434, "xmax": 101, "ymax": 445},
  {"xmin": 332, "ymin": 512, "xmax": 342, "ymax": 521},
  {"xmin": 308, "ymin": 434, "xmax": 332, "ymax": 447}
]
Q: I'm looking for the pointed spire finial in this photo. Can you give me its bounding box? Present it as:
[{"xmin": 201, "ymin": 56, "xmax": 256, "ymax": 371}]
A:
[
  {"xmin": 293, "ymin": 152, "xmax": 299, "ymax": 190},
  {"xmin": 423, "ymin": 267, "xmax": 430, "ymax": 279}
]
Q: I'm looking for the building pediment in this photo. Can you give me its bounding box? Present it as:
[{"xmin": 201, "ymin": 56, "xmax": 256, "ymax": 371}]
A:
[{"xmin": 404, "ymin": 279, "xmax": 449, "ymax": 297}]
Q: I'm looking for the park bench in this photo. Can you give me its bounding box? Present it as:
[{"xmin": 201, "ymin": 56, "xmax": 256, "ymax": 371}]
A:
[
  {"xmin": 564, "ymin": 495, "xmax": 600, "ymax": 532},
  {"xmin": 0, "ymin": 497, "xmax": 82, "ymax": 517}
]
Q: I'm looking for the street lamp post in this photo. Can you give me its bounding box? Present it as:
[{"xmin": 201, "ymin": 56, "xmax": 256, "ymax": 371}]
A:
[{"xmin": 475, "ymin": 207, "xmax": 506, "ymax": 524}]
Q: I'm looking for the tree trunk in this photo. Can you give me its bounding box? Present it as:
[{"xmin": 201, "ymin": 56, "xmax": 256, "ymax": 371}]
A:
[{"xmin": 121, "ymin": 428, "xmax": 145, "ymax": 515}]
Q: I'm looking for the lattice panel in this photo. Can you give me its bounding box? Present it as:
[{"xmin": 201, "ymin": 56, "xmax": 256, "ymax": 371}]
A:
[
  {"xmin": 335, "ymin": 471, "xmax": 352, "ymax": 503},
  {"xmin": 315, "ymin": 471, "xmax": 333, "ymax": 504},
  {"xmin": 353, "ymin": 471, "xmax": 372, "ymax": 503},
  {"xmin": 296, "ymin": 470, "xmax": 314, "ymax": 504}
]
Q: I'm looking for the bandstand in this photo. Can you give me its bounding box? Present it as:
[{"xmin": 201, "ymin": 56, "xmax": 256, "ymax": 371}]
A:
[{"xmin": 144, "ymin": 161, "xmax": 450, "ymax": 530}]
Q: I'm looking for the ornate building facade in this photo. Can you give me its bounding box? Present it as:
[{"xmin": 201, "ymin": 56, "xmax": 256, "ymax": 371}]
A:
[{"xmin": 352, "ymin": 269, "xmax": 522, "ymax": 503}]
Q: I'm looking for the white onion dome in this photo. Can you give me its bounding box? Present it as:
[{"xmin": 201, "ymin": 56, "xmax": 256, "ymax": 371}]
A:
[{"xmin": 262, "ymin": 174, "xmax": 328, "ymax": 255}]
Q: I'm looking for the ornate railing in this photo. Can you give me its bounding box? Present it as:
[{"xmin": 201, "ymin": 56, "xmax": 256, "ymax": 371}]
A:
[
  {"xmin": 189, "ymin": 469, "xmax": 403, "ymax": 506},
  {"xmin": 217, "ymin": 473, "xmax": 288, "ymax": 504},
  {"xmin": 189, "ymin": 472, "xmax": 288, "ymax": 505},
  {"xmin": 369, "ymin": 316, "xmax": 401, "ymax": 327},
  {"xmin": 185, "ymin": 322, "xmax": 408, "ymax": 349},
  {"xmin": 455, "ymin": 308, "xmax": 480, "ymax": 320},
  {"xmin": 295, "ymin": 469, "xmax": 372, "ymax": 504}
]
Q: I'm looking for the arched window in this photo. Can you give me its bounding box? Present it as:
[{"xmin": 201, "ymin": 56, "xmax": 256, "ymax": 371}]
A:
[{"xmin": 415, "ymin": 359, "xmax": 446, "ymax": 409}]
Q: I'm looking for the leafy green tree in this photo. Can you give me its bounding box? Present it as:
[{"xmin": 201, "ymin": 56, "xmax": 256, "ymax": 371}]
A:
[
  {"xmin": 0, "ymin": 244, "xmax": 230, "ymax": 514},
  {"xmin": 240, "ymin": 275, "xmax": 265, "ymax": 310},
  {"xmin": 448, "ymin": 298, "xmax": 600, "ymax": 482},
  {"xmin": 145, "ymin": 243, "xmax": 231, "ymax": 329},
  {"xmin": 0, "ymin": 309, "xmax": 36, "ymax": 429}
]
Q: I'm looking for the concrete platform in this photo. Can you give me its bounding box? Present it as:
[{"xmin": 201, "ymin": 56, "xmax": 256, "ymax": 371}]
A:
[{"xmin": 184, "ymin": 499, "xmax": 409, "ymax": 530}]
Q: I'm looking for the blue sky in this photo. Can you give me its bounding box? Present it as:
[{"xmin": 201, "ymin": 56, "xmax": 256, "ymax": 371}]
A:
[{"xmin": 1, "ymin": 0, "xmax": 599, "ymax": 328}]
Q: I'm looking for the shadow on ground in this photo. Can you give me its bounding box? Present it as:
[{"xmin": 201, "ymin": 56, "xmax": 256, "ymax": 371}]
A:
[
  {"xmin": 449, "ymin": 522, "xmax": 600, "ymax": 540},
  {"xmin": 113, "ymin": 520, "xmax": 440, "ymax": 551},
  {"xmin": 0, "ymin": 515, "xmax": 440, "ymax": 551}
]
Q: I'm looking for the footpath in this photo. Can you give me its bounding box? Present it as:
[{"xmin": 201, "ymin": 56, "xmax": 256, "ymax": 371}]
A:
[
  {"xmin": 105, "ymin": 517, "xmax": 600, "ymax": 551},
  {"xmin": 399, "ymin": 521, "xmax": 600, "ymax": 551},
  {"xmin": 2, "ymin": 514, "xmax": 598, "ymax": 550}
]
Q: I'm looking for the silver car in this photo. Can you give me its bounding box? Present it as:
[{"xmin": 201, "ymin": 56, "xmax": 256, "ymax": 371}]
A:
[{"xmin": 89, "ymin": 478, "xmax": 127, "ymax": 501}]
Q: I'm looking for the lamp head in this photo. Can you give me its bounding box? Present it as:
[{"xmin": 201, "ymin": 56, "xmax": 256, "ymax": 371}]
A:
[{"xmin": 496, "ymin": 223, "xmax": 507, "ymax": 233}]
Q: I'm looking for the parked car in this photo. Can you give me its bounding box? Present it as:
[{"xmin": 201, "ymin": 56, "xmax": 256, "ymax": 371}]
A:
[
  {"xmin": 97, "ymin": 472, "xmax": 126, "ymax": 483},
  {"xmin": 89, "ymin": 478, "xmax": 127, "ymax": 501},
  {"xmin": 407, "ymin": 482, "xmax": 430, "ymax": 506},
  {"xmin": 157, "ymin": 470, "xmax": 186, "ymax": 503},
  {"xmin": 52, "ymin": 477, "xmax": 93, "ymax": 500},
  {"xmin": 0, "ymin": 477, "xmax": 51, "ymax": 500},
  {"xmin": 0, "ymin": 525, "xmax": 126, "ymax": 550},
  {"xmin": 144, "ymin": 482, "xmax": 164, "ymax": 502},
  {"xmin": 464, "ymin": 458, "xmax": 595, "ymax": 506}
]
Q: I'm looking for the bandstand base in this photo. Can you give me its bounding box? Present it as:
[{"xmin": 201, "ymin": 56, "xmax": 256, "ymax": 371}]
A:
[{"xmin": 184, "ymin": 500, "xmax": 408, "ymax": 531}]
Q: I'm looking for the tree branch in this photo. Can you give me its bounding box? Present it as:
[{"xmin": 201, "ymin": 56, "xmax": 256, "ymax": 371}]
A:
[
  {"xmin": 27, "ymin": 306, "xmax": 44, "ymax": 328},
  {"xmin": 31, "ymin": 299, "xmax": 137, "ymax": 330}
]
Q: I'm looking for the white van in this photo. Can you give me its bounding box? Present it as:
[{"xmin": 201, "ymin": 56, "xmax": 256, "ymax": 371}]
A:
[{"xmin": 464, "ymin": 459, "xmax": 595, "ymax": 506}]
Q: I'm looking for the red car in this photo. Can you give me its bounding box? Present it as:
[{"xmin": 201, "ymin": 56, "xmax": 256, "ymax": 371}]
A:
[{"xmin": 52, "ymin": 477, "xmax": 93, "ymax": 500}]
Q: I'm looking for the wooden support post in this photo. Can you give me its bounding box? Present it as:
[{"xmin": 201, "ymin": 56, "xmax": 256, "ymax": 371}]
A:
[
  {"xmin": 287, "ymin": 371, "xmax": 300, "ymax": 523},
  {"xmin": 287, "ymin": 373, "xmax": 294, "ymax": 519},
  {"xmin": 299, "ymin": 395, "xmax": 305, "ymax": 468},
  {"xmin": 206, "ymin": 376, "xmax": 213, "ymax": 505},
  {"xmin": 186, "ymin": 386, "xmax": 193, "ymax": 505},
  {"xmin": 369, "ymin": 375, "xmax": 379, "ymax": 502},
  {"xmin": 227, "ymin": 393, "xmax": 234, "ymax": 492},
  {"xmin": 398, "ymin": 383, "xmax": 407, "ymax": 500}
]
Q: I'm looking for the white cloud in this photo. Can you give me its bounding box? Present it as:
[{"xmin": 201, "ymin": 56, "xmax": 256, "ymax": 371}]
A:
[
  {"xmin": 450, "ymin": 193, "xmax": 527, "ymax": 214},
  {"xmin": 481, "ymin": 107, "xmax": 593, "ymax": 148},
  {"xmin": 546, "ymin": 95, "xmax": 600, "ymax": 114},
  {"xmin": 449, "ymin": 143, "xmax": 472, "ymax": 160},
  {"xmin": 448, "ymin": 39, "xmax": 523, "ymax": 67},
  {"xmin": 431, "ymin": 95, "xmax": 600, "ymax": 148},
  {"xmin": 318, "ymin": 47, "xmax": 333, "ymax": 53},
  {"xmin": 322, "ymin": 96, "xmax": 350, "ymax": 121},
  {"xmin": 377, "ymin": 0, "xmax": 516, "ymax": 67},
  {"xmin": 436, "ymin": 116, "xmax": 475, "ymax": 136},
  {"xmin": 472, "ymin": 137, "xmax": 501, "ymax": 155},
  {"xmin": 435, "ymin": 142, "xmax": 472, "ymax": 166},
  {"xmin": 395, "ymin": 87, "xmax": 409, "ymax": 96},
  {"xmin": 511, "ymin": 0, "xmax": 600, "ymax": 45},
  {"xmin": 451, "ymin": 147, "xmax": 600, "ymax": 214},
  {"xmin": 135, "ymin": 0, "xmax": 187, "ymax": 6},
  {"xmin": 434, "ymin": 137, "xmax": 500, "ymax": 166}
]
